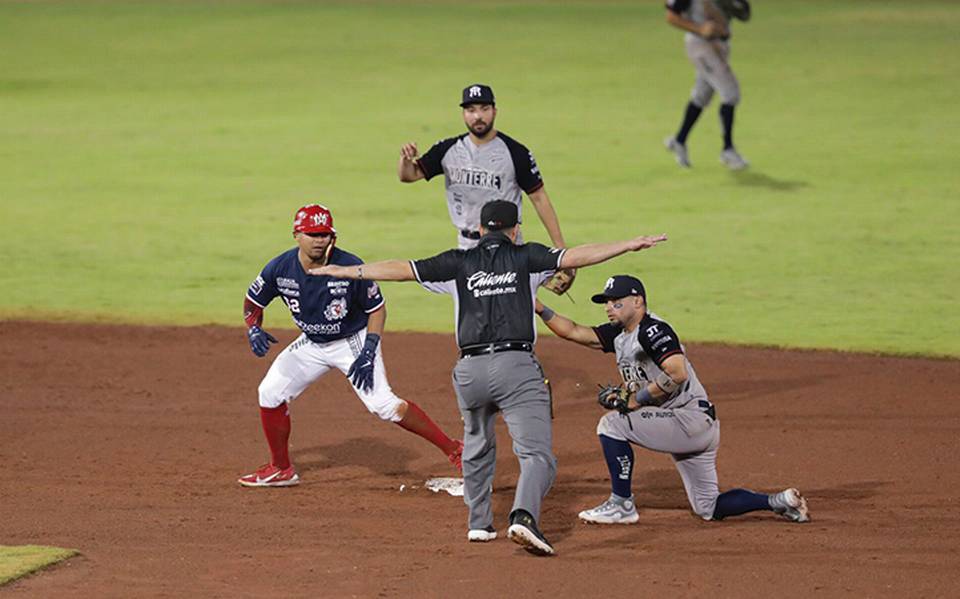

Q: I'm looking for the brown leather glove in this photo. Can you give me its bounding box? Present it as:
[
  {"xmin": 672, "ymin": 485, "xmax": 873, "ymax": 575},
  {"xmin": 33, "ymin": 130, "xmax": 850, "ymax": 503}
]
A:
[{"xmin": 543, "ymin": 268, "xmax": 576, "ymax": 295}]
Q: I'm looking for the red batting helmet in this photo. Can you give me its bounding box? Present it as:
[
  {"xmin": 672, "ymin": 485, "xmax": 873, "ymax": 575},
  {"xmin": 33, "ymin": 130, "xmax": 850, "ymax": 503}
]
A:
[{"xmin": 293, "ymin": 204, "xmax": 336, "ymax": 235}]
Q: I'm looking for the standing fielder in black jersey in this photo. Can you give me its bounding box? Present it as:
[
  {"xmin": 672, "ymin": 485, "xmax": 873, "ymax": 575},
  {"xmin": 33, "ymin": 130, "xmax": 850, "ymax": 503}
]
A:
[
  {"xmin": 398, "ymin": 84, "xmax": 576, "ymax": 295},
  {"xmin": 536, "ymin": 275, "xmax": 810, "ymax": 525}
]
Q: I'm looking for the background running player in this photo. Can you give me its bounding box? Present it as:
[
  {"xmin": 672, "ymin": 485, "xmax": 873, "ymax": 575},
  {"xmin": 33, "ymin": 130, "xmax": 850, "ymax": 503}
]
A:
[
  {"xmin": 536, "ymin": 275, "xmax": 809, "ymax": 524},
  {"xmin": 663, "ymin": 0, "xmax": 751, "ymax": 170},
  {"xmin": 238, "ymin": 204, "xmax": 462, "ymax": 487},
  {"xmin": 398, "ymin": 83, "xmax": 576, "ymax": 295}
]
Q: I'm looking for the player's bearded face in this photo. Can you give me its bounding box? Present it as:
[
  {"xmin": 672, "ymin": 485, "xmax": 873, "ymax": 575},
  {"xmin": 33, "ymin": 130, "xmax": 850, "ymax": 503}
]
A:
[
  {"xmin": 605, "ymin": 296, "xmax": 645, "ymax": 326},
  {"xmin": 463, "ymin": 104, "xmax": 496, "ymax": 137}
]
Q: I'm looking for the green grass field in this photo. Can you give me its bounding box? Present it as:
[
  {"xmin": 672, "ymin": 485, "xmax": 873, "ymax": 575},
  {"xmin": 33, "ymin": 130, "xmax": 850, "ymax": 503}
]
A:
[
  {"xmin": 0, "ymin": 545, "xmax": 77, "ymax": 586},
  {"xmin": 1, "ymin": 0, "xmax": 957, "ymax": 356}
]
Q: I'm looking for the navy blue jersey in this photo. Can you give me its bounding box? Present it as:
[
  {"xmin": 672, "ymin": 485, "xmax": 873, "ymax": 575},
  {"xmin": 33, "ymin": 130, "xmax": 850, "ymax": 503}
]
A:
[{"xmin": 246, "ymin": 247, "xmax": 385, "ymax": 343}]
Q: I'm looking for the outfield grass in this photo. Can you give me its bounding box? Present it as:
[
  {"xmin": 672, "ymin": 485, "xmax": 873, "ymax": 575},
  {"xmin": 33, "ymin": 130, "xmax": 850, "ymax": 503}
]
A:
[
  {"xmin": 0, "ymin": 545, "xmax": 77, "ymax": 586},
  {"xmin": 1, "ymin": 1, "xmax": 957, "ymax": 356}
]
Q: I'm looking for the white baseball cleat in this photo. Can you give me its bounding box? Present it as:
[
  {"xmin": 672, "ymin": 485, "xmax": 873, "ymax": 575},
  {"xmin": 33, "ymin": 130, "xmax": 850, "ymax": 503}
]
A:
[
  {"xmin": 664, "ymin": 136, "xmax": 691, "ymax": 168},
  {"xmin": 578, "ymin": 494, "xmax": 640, "ymax": 524},
  {"xmin": 719, "ymin": 147, "xmax": 749, "ymax": 170},
  {"xmin": 769, "ymin": 488, "xmax": 810, "ymax": 523},
  {"xmin": 467, "ymin": 526, "xmax": 497, "ymax": 542}
]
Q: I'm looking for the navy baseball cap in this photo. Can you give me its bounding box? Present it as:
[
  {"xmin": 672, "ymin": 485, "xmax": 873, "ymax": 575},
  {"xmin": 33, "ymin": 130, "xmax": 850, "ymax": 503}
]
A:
[
  {"xmin": 480, "ymin": 200, "xmax": 518, "ymax": 230},
  {"xmin": 591, "ymin": 275, "xmax": 646, "ymax": 303},
  {"xmin": 460, "ymin": 84, "xmax": 495, "ymax": 107}
]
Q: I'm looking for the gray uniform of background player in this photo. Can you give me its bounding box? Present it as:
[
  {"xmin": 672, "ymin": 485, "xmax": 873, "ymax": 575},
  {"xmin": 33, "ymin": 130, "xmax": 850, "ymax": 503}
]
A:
[
  {"xmin": 416, "ymin": 132, "xmax": 543, "ymax": 249},
  {"xmin": 594, "ymin": 313, "xmax": 720, "ymax": 518},
  {"xmin": 664, "ymin": 0, "xmax": 750, "ymax": 169},
  {"xmin": 674, "ymin": 0, "xmax": 740, "ymax": 110}
]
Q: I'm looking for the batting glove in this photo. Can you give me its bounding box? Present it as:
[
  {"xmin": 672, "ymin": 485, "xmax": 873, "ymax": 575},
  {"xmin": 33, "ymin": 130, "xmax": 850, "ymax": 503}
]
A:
[
  {"xmin": 247, "ymin": 325, "xmax": 278, "ymax": 357},
  {"xmin": 348, "ymin": 333, "xmax": 380, "ymax": 392}
]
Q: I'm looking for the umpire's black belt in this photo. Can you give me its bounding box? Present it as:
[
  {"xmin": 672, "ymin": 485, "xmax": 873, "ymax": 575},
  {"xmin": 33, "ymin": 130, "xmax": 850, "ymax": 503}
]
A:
[
  {"xmin": 460, "ymin": 229, "xmax": 482, "ymax": 240},
  {"xmin": 459, "ymin": 341, "xmax": 533, "ymax": 359}
]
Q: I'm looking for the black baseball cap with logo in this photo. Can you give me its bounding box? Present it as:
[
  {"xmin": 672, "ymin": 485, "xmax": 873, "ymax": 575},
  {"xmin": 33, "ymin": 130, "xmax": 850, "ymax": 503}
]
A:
[
  {"xmin": 460, "ymin": 83, "xmax": 496, "ymax": 107},
  {"xmin": 591, "ymin": 275, "xmax": 646, "ymax": 304},
  {"xmin": 480, "ymin": 200, "xmax": 518, "ymax": 231}
]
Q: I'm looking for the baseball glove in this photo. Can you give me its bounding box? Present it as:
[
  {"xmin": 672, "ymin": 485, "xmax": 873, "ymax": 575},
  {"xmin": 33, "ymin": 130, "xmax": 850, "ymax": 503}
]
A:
[
  {"xmin": 544, "ymin": 268, "xmax": 576, "ymax": 295},
  {"xmin": 597, "ymin": 383, "xmax": 632, "ymax": 414},
  {"xmin": 716, "ymin": 0, "xmax": 751, "ymax": 21}
]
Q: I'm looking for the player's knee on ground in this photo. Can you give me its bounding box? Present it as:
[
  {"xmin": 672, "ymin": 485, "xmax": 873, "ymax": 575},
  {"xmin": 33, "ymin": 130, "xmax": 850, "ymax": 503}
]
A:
[
  {"xmin": 692, "ymin": 494, "xmax": 719, "ymax": 521},
  {"xmin": 596, "ymin": 411, "xmax": 630, "ymax": 441}
]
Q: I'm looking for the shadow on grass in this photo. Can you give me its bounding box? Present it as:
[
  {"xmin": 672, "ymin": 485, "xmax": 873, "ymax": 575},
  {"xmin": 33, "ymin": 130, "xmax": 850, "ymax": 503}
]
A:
[{"xmin": 732, "ymin": 170, "xmax": 810, "ymax": 191}]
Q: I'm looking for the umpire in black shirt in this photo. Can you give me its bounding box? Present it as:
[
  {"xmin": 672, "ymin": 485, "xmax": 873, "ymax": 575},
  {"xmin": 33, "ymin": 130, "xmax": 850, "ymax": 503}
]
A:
[{"xmin": 311, "ymin": 201, "xmax": 666, "ymax": 556}]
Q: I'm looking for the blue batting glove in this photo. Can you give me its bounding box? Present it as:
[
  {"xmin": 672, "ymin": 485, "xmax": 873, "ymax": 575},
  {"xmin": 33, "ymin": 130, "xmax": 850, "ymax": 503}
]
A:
[
  {"xmin": 247, "ymin": 325, "xmax": 278, "ymax": 357},
  {"xmin": 348, "ymin": 333, "xmax": 379, "ymax": 392}
]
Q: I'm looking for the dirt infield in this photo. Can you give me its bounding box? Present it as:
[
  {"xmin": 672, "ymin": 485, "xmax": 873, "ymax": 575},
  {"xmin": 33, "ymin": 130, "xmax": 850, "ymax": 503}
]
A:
[{"xmin": 2, "ymin": 321, "xmax": 958, "ymax": 597}]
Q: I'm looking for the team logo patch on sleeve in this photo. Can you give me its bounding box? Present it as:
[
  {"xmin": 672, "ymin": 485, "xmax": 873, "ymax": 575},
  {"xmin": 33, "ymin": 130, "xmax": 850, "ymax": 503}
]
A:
[
  {"xmin": 250, "ymin": 276, "xmax": 265, "ymax": 295},
  {"xmin": 323, "ymin": 298, "xmax": 348, "ymax": 321},
  {"xmin": 367, "ymin": 282, "xmax": 380, "ymax": 298}
]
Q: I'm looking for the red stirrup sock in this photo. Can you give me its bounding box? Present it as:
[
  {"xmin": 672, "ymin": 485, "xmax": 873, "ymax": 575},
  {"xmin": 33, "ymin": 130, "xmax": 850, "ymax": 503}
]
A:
[
  {"xmin": 260, "ymin": 404, "xmax": 292, "ymax": 469},
  {"xmin": 396, "ymin": 401, "xmax": 458, "ymax": 455}
]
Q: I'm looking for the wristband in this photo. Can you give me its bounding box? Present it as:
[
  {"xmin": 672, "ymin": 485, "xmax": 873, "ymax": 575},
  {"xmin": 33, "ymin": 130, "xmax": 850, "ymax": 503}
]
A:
[
  {"xmin": 358, "ymin": 265, "xmax": 363, "ymax": 280},
  {"xmin": 635, "ymin": 385, "xmax": 654, "ymax": 407},
  {"xmin": 539, "ymin": 305, "xmax": 555, "ymax": 322}
]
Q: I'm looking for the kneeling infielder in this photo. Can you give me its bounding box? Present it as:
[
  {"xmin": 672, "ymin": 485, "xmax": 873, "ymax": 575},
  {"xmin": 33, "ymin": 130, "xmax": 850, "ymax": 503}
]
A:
[
  {"xmin": 238, "ymin": 204, "xmax": 463, "ymax": 487},
  {"xmin": 536, "ymin": 275, "xmax": 809, "ymax": 524}
]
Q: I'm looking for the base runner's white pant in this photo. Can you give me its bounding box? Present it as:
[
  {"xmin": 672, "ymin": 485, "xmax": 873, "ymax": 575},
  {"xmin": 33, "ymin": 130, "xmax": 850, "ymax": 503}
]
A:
[{"xmin": 258, "ymin": 328, "xmax": 405, "ymax": 422}]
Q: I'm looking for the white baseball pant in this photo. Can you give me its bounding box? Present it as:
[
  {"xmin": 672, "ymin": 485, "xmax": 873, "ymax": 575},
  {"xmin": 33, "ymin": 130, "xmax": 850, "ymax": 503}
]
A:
[{"xmin": 257, "ymin": 328, "xmax": 405, "ymax": 422}]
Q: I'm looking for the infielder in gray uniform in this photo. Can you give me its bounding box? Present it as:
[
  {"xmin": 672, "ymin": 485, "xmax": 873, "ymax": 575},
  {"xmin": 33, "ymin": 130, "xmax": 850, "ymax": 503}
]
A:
[
  {"xmin": 663, "ymin": 0, "xmax": 751, "ymax": 170},
  {"xmin": 397, "ymin": 84, "xmax": 576, "ymax": 295},
  {"xmin": 310, "ymin": 202, "xmax": 668, "ymax": 556},
  {"xmin": 536, "ymin": 275, "xmax": 810, "ymax": 525}
]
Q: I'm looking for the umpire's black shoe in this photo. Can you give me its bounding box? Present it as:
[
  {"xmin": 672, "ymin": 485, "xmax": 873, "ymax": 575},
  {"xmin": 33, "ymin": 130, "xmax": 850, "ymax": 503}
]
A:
[{"xmin": 507, "ymin": 510, "xmax": 555, "ymax": 556}]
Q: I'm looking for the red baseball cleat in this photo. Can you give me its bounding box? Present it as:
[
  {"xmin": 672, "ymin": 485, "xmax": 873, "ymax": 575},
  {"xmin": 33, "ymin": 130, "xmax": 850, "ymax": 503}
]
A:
[
  {"xmin": 448, "ymin": 440, "xmax": 464, "ymax": 474},
  {"xmin": 238, "ymin": 463, "xmax": 300, "ymax": 488}
]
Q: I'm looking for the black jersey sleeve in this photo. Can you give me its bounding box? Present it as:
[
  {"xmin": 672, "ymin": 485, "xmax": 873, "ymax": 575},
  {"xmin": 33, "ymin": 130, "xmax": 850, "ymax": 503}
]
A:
[
  {"xmin": 637, "ymin": 318, "xmax": 683, "ymax": 365},
  {"xmin": 593, "ymin": 322, "xmax": 622, "ymax": 353},
  {"xmin": 666, "ymin": 0, "xmax": 691, "ymax": 14},
  {"xmin": 525, "ymin": 242, "xmax": 565, "ymax": 273},
  {"xmin": 416, "ymin": 136, "xmax": 460, "ymax": 181},
  {"xmin": 411, "ymin": 249, "xmax": 463, "ymax": 283},
  {"xmin": 498, "ymin": 132, "xmax": 545, "ymax": 194}
]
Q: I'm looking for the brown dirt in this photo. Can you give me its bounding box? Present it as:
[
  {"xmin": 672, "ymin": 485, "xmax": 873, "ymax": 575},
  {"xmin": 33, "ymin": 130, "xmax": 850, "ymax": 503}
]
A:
[{"xmin": 2, "ymin": 321, "xmax": 959, "ymax": 598}]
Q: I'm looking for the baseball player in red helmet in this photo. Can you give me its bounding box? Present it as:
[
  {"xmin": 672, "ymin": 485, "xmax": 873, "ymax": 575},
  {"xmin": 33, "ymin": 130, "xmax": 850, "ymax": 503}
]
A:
[{"xmin": 239, "ymin": 204, "xmax": 463, "ymax": 487}]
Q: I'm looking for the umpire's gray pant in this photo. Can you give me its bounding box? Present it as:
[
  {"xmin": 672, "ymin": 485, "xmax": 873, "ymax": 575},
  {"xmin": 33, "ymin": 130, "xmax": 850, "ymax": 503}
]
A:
[{"xmin": 452, "ymin": 350, "xmax": 556, "ymax": 531}]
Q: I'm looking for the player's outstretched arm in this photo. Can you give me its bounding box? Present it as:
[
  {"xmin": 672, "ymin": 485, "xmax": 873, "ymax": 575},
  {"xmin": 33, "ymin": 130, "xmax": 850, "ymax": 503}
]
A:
[
  {"xmin": 559, "ymin": 234, "xmax": 667, "ymax": 270},
  {"xmin": 398, "ymin": 142, "xmax": 425, "ymax": 182},
  {"xmin": 309, "ymin": 260, "xmax": 416, "ymax": 281},
  {"xmin": 535, "ymin": 299, "xmax": 602, "ymax": 349}
]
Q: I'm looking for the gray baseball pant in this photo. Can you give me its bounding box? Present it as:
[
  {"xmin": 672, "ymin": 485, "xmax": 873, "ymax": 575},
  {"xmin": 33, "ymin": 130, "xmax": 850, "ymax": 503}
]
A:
[
  {"xmin": 452, "ymin": 350, "xmax": 556, "ymax": 530},
  {"xmin": 598, "ymin": 406, "xmax": 721, "ymax": 519},
  {"xmin": 685, "ymin": 35, "xmax": 740, "ymax": 107}
]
